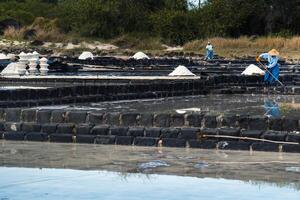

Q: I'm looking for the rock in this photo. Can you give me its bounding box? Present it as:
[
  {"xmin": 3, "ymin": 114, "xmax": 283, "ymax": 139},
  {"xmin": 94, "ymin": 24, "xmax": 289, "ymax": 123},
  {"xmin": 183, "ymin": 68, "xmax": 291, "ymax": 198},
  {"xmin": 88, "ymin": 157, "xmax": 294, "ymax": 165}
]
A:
[
  {"xmin": 26, "ymin": 132, "xmax": 48, "ymax": 142},
  {"xmin": 115, "ymin": 136, "xmax": 133, "ymax": 145},
  {"xmin": 189, "ymin": 140, "xmax": 217, "ymax": 149},
  {"xmin": 134, "ymin": 137, "xmax": 159, "ymax": 146},
  {"xmin": 30, "ymin": 40, "xmax": 44, "ymax": 46},
  {"xmin": 76, "ymin": 135, "xmax": 95, "ymax": 144},
  {"xmin": 49, "ymin": 134, "xmax": 73, "ymax": 143},
  {"xmin": 23, "ymin": 29, "xmax": 36, "ymax": 40},
  {"xmin": 162, "ymin": 138, "xmax": 186, "ymax": 148}
]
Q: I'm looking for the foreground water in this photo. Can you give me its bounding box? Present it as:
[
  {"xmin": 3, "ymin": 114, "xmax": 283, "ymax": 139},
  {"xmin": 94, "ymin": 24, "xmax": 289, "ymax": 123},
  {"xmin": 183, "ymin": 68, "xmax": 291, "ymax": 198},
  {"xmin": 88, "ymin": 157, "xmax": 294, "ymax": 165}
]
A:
[
  {"xmin": 0, "ymin": 141, "xmax": 300, "ymax": 199},
  {"xmin": 1, "ymin": 167, "xmax": 299, "ymax": 200}
]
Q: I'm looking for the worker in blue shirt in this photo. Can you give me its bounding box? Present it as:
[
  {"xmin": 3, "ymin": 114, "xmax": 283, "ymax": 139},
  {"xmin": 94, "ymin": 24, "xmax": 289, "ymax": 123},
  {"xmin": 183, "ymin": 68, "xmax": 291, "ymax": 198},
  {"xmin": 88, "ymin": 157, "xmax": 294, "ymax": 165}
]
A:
[
  {"xmin": 205, "ymin": 42, "xmax": 214, "ymax": 60},
  {"xmin": 256, "ymin": 49, "xmax": 280, "ymax": 85}
]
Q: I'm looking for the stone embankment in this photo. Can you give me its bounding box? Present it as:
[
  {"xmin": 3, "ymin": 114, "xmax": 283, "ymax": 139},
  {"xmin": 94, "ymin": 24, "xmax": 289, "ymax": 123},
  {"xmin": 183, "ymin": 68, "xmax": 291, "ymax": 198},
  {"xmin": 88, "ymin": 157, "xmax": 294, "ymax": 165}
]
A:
[{"xmin": 0, "ymin": 108, "xmax": 299, "ymax": 153}]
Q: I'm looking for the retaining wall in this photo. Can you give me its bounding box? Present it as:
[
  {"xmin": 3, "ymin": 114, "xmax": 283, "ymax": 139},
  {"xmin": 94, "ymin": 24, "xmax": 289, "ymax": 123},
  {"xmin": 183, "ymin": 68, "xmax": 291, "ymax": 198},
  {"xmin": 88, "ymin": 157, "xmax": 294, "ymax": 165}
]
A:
[{"xmin": 0, "ymin": 109, "xmax": 299, "ymax": 153}]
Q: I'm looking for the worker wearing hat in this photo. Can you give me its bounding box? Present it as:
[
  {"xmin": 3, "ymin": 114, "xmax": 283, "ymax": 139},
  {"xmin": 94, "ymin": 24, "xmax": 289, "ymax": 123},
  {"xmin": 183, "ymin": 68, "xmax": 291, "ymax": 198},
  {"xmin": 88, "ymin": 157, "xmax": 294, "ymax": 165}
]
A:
[
  {"xmin": 205, "ymin": 42, "xmax": 214, "ymax": 60},
  {"xmin": 256, "ymin": 49, "xmax": 280, "ymax": 85}
]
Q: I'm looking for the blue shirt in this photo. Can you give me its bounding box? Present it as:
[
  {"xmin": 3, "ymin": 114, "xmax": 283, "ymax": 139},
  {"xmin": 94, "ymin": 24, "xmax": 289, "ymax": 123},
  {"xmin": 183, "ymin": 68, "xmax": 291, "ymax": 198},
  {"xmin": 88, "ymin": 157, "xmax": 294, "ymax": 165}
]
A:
[{"xmin": 259, "ymin": 53, "xmax": 279, "ymax": 69}]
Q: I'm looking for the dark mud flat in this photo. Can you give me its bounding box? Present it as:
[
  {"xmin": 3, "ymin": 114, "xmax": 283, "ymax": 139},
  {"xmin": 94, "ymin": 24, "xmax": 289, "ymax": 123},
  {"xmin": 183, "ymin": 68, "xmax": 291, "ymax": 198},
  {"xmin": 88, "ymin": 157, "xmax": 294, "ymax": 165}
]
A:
[{"xmin": 0, "ymin": 141, "xmax": 300, "ymax": 200}]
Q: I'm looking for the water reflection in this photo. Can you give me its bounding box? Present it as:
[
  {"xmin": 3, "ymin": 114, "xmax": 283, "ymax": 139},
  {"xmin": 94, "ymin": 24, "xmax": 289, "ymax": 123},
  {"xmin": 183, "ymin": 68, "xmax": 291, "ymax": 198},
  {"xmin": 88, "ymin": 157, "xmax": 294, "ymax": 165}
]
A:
[
  {"xmin": 0, "ymin": 167, "xmax": 299, "ymax": 200},
  {"xmin": 264, "ymin": 98, "xmax": 281, "ymax": 118}
]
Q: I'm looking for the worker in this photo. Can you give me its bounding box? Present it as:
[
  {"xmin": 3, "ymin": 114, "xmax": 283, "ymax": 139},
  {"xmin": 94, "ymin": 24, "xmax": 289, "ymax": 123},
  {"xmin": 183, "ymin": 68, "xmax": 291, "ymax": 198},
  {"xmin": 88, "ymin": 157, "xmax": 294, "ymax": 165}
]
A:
[
  {"xmin": 256, "ymin": 49, "xmax": 280, "ymax": 85},
  {"xmin": 205, "ymin": 42, "xmax": 214, "ymax": 60}
]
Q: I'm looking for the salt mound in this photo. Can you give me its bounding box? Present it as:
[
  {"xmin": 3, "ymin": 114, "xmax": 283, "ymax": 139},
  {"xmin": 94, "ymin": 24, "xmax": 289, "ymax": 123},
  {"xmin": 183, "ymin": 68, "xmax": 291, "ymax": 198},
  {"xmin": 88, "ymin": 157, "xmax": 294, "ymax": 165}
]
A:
[
  {"xmin": 78, "ymin": 51, "xmax": 94, "ymax": 60},
  {"xmin": 1, "ymin": 63, "xmax": 20, "ymax": 76},
  {"xmin": 0, "ymin": 53, "xmax": 8, "ymax": 60},
  {"xmin": 132, "ymin": 52, "xmax": 149, "ymax": 60},
  {"xmin": 241, "ymin": 64, "xmax": 265, "ymax": 76},
  {"xmin": 169, "ymin": 65, "xmax": 196, "ymax": 76}
]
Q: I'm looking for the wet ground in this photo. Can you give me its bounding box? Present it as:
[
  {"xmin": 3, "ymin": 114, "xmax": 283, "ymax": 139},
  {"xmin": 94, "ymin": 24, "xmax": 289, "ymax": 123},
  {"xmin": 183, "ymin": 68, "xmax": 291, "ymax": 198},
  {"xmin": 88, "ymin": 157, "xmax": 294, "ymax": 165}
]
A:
[
  {"xmin": 35, "ymin": 94, "xmax": 300, "ymax": 118},
  {"xmin": 0, "ymin": 141, "xmax": 300, "ymax": 199}
]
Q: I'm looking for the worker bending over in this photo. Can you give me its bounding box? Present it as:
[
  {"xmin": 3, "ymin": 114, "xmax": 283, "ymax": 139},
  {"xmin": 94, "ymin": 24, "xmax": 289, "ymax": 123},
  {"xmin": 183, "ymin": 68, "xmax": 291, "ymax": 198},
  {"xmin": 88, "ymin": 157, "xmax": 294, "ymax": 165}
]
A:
[
  {"xmin": 205, "ymin": 42, "xmax": 214, "ymax": 60},
  {"xmin": 256, "ymin": 49, "xmax": 280, "ymax": 85}
]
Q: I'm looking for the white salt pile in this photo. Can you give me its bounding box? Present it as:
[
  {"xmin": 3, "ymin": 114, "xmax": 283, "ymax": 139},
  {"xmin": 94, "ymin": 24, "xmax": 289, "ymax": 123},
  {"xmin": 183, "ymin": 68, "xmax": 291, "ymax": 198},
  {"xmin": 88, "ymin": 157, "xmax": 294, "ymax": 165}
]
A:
[
  {"xmin": 1, "ymin": 63, "xmax": 19, "ymax": 76},
  {"xmin": 241, "ymin": 64, "xmax": 265, "ymax": 75},
  {"xmin": 169, "ymin": 65, "xmax": 196, "ymax": 76},
  {"xmin": 0, "ymin": 53, "xmax": 8, "ymax": 60},
  {"xmin": 78, "ymin": 51, "xmax": 94, "ymax": 60},
  {"xmin": 132, "ymin": 52, "xmax": 150, "ymax": 60}
]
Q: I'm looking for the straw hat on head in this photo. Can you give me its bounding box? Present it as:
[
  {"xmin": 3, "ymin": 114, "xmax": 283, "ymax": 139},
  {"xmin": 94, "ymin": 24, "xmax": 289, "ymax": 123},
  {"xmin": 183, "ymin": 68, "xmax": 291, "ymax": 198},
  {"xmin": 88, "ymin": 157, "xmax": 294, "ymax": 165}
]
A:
[{"xmin": 268, "ymin": 49, "xmax": 280, "ymax": 56}]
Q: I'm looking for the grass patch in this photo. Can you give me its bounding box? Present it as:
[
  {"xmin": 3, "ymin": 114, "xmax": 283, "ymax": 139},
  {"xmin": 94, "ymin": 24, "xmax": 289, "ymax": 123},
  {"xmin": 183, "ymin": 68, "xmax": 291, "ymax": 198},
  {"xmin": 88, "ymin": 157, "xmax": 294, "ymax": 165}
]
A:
[{"xmin": 184, "ymin": 36, "xmax": 300, "ymax": 59}]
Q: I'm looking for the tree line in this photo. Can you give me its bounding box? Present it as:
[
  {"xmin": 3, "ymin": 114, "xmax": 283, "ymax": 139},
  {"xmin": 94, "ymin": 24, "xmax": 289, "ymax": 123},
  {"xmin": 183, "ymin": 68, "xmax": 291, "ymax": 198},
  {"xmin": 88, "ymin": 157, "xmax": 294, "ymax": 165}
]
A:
[{"xmin": 0, "ymin": 0, "xmax": 300, "ymax": 45}]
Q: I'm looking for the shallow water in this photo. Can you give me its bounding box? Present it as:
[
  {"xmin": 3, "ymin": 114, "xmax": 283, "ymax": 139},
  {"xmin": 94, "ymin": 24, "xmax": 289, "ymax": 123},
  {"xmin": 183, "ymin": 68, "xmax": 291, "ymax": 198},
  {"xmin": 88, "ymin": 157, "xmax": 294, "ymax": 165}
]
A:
[
  {"xmin": 0, "ymin": 141, "xmax": 300, "ymax": 199},
  {"xmin": 35, "ymin": 94, "xmax": 300, "ymax": 118},
  {"xmin": 1, "ymin": 167, "xmax": 300, "ymax": 200}
]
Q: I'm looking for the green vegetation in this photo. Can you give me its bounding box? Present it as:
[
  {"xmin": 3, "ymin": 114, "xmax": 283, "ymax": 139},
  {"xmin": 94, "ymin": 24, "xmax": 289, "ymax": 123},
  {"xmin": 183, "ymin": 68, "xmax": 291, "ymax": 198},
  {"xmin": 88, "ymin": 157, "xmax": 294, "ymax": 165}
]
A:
[{"xmin": 1, "ymin": 0, "xmax": 300, "ymax": 45}]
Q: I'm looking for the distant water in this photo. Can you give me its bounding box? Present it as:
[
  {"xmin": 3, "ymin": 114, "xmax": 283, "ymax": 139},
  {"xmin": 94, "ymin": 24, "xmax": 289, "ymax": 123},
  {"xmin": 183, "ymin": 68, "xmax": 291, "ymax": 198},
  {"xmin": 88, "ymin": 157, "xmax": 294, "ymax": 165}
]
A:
[{"xmin": 0, "ymin": 167, "xmax": 299, "ymax": 200}]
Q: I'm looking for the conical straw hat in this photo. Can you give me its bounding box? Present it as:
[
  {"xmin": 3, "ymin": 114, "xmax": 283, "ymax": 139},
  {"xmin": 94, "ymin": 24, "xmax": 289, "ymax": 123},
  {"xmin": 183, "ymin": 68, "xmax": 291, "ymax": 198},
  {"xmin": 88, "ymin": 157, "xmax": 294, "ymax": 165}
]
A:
[{"xmin": 268, "ymin": 49, "xmax": 280, "ymax": 56}]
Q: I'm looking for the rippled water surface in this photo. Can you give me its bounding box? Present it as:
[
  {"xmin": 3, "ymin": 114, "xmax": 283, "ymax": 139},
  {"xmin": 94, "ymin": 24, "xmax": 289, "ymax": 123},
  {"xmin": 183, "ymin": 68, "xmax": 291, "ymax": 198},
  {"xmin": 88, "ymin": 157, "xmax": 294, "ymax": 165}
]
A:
[
  {"xmin": 34, "ymin": 94, "xmax": 300, "ymax": 118},
  {"xmin": 0, "ymin": 141, "xmax": 300, "ymax": 199},
  {"xmin": 1, "ymin": 167, "xmax": 300, "ymax": 200}
]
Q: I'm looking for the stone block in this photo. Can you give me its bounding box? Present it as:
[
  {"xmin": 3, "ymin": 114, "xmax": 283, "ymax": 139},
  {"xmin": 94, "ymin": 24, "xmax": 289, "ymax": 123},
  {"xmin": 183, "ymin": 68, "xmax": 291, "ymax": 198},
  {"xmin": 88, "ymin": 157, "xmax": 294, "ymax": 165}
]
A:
[
  {"xmin": 76, "ymin": 135, "xmax": 95, "ymax": 144},
  {"xmin": 75, "ymin": 124, "xmax": 94, "ymax": 135},
  {"xmin": 162, "ymin": 138, "xmax": 186, "ymax": 148},
  {"xmin": 238, "ymin": 115, "xmax": 249, "ymax": 129},
  {"xmin": 50, "ymin": 134, "xmax": 73, "ymax": 143},
  {"xmin": 282, "ymin": 118, "xmax": 299, "ymax": 132},
  {"xmin": 121, "ymin": 113, "xmax": 138, "ymax": 126},
  {"xmin": 104, "ymin": 112, "xmax": 120, "ymax": 126},
  {"xmin": 185, "ymin": 113, "xmax": 203, "ymax": 127},
  {"xmin": 110, "ymin": 127, "xmax": 129, "ymax": 136},
  {"xmin": 217, "ymin": 141, "xmax": 251, "ymax": 151},
  {"xmin": 66, "ymin": 111, "xmax": 87, "ymax": 124},
  {"xmin": 221, "ymin": 114, "xmax": 238, "ymax": 127},
  {"xmin": 218, "ymin": 128, "xmax": 240, "ymax": 136},
  {"xmin": 261, "ymin": 131, "xmax": 287, "ymax": 141},
  {"xmin": 134, "ymin": 137, "xmax": 159, "ymax": 146},
  {"xmin": 200, "ymin": 128, "xmax": 218, "ymax": 136},
  {"xmin": 153, "ymin": 114, "xmax": 170, "ymax": 127},
  {"xmin": 51, "ymin": 110, "xmax": 66, "ymax": 123},
  {"xmin": 248, "ymin": 116, "xmax": 267, "ymax": 130},
  {"xmin": 268, "ymin": 118, "xmax": 282, "ymax": 131},
  {"xmin": 240, "ymin": 130, "xmax": 263, "ymax": 138},
  {"xmin": 251, "ymin": 142, "xmax": 279, "ymax": 152},
  {"xmin": 282, "ymin": 144, "xmax": 300, "ymax": 153},
  {"xmin": 41, "ymin": 123, "xmax": 57, "ymax": 134},
  {"xmin": 5, "ymin": 108, "xmax": 21, "ymax": 122},
  {"xmin": 91, "ymin": 125, "xmax": 110, "ymax": 135},
  {"xmin": 56, "ymin": 123, "xmax": 75, "ymax": 134},
  {"xmin": 286, "ymin": 134, "xmax": 300, "ymax": 143},
  {"xmin": 203, "ymin": 115, "xmax": 217, "ymax": 128},
  {"xmin": 37, "ymin": 110, "xmax": 52, "ymax": 123},
  {"xmin": 189, "ymin": 140, "xmax": 217, "ymax": 149},
  {"xmin": 0, "ymin": 122, "xmax": 5, "ymax": 131},
  {"xmin": 178, "ymin": 128, "xmax": 199, "ymax": 140},
  {"xmin": 4, "ymin": 122, "xmax": 22, "ymax": 132},
  {"xmin": 138, "ymin": 114, "xmax": 153, "ymax": 127},
  {"xmin": 145, "ymin": 128, "xmax": 161, "ymax": 138},
  {"xmin": 88, "ymin": 112, "xmax": 104, "ymax": 124},
  {"xmin": 128, "ymin": 127, "xmax": 145, "ymax": 137},
  {"xmin": 170, "ymin": 114, "xmax": 185, "ymax": 127},
  {"xmin": 95, "ymin": 135, "xmax": 116, "ymax": 145},
  {"xmin": 22, "ymin": 123, "xmax": 41, "ymax": 132},
  {"xmin": 26, "ymin": 132, "xmax": 48, "ymax": 142},
  {"xmin": 115, "ymin": 136, "xmax": 133, "ymax": 145},
  {"xmin": 161, "ymin": 128, "xmax": 180, "ymax": 138},
  {"xmin": 4, "ymin": 132, "xmax": 25, "ymax": 141},
  {"xmin": 21, "ymin": 109, "xmax": 36, "ymax": 122}
]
